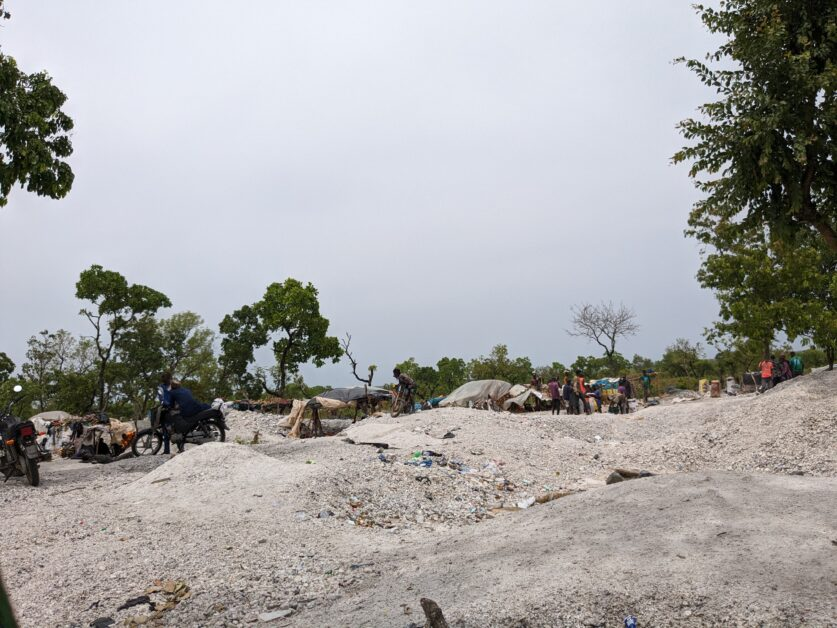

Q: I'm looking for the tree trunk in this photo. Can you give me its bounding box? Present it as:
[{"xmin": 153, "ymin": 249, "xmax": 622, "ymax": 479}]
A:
[{"xmin": 96, "ymin": 361, "xmax": 107, "ymax": 413}]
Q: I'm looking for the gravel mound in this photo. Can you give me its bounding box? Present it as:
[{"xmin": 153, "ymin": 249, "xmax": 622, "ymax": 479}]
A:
[{"xmin": 303, "ymin": 471, "xmax": 837, "ymax": 627}]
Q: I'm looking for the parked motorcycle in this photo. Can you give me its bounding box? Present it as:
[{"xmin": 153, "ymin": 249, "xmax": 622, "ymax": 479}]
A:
[
  {"xmin": 132, "ymin": 405, "xmax": 226, "ymax": 456},
  {"xmin": 0, "ymin": 385, "xmax": 50, "ymax": 486}
]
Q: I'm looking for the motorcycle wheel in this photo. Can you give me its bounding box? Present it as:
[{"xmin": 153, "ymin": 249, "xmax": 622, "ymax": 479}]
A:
[
  {"xmin": 390, "ymin": 395, "xmax": 403, "ymax": 418},
  {"xmin": 23, "ymin": 456, "xmax": 39, "ymax": 487},
  {"xmin": 132, "ymin": 429, "xmax": 163, "ymax": 457},
  {"xmin": 204, "ymin": 420, "xmax": 225, "ymax": 443},
  {"xmin": 188, "ymin": 420, "xmax": 226, "ymax": 447}
]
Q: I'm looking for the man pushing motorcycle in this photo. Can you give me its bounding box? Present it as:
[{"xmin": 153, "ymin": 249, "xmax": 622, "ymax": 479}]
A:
[{"xmin": 157, "ymin": 372, "xmax": 226, "ymax": 455}]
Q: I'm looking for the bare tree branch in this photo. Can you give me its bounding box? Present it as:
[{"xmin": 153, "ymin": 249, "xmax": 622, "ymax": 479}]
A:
[
  {"xmin": 567, "ymin": 301, "xmax": 639, "ymax": 360},
  {"xmin": 340, "ymin": 333, "xmax": 375, "ymax": 386}
]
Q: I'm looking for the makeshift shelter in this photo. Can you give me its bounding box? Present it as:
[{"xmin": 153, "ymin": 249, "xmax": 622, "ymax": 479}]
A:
[
  {"xmin": 439, "ymin": 380, "xmax": 513, "ymax": 409},
  {"xmin": 502, "ymin": 387, "xmax": 545, "ymax": 411},
  {"xmin": 76, "ymin": 419, "xmax": 135, "ymax": 459},
  {"xmin": 318, "ymin": 387, "xmax": 391, "ymax": 404},
  {"xmin": 29, "ymin": 410, "xmax": 72, "ymax": 424}
]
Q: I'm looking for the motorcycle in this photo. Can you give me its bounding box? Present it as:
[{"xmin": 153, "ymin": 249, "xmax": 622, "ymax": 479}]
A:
[
  {"xmin": 0, "ymin": 385, "xmax": 50, "ymax": 486},
  {"xmin": 390, "ymin": 383, "xmax": 416, "ymax": 418},
  {"xmin": 132, "ymin": 404, "xmax": 226, "ymax": 456}
]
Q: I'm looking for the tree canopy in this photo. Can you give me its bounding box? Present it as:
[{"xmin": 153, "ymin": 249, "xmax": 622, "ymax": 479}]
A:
[
  {"xmin": 675, "ymin": 0, "xmax": 837, "ymax": 252},
  {"xmin": 75, "ymin": 265, "xmax": 171, "ymax": 412},
  {"xmin": 219, "ymin": 279, "xmax": 342, "ymax": 396},
  {"xmin": 0, "ymin": 5, "xmax": 74, "ymax": 208},
  {"xmin": 0, "ymin": 351, "xmax": 14, "ymax": 382}
]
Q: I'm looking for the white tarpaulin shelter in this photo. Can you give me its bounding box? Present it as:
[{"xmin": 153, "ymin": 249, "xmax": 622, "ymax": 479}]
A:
[
  {"xmin": 29, "ymin": 410, "xmax": 72, "ymax": 434},
  {"xmin": 439, "ymin": 380, "xmax": 513, "ymax": 408},
  {"xmin": 503, "ymin": 388, "xmax": 545, "ymax": 411}
]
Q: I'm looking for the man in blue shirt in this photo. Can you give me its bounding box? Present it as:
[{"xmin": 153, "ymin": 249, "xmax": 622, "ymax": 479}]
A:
[{"xmin": 168, "ymin": 382, "xmax": 210, "ymax": 418}]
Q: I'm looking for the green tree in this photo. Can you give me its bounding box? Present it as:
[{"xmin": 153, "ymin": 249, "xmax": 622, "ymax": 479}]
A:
[
  {"xmin": 159, "ymin": 311, "xmax": 217, "ymax": 382},
  {"xmin": 0, "ymin": 4, "xmax": 74, "ymax": 208},
  {"xmin": 570, "ymin": 353, "xmax": 630, "ymax": 380},
  {"xmin": 20, "ymin": 329, "xmax": 96, "ymax": 412},
  {"xmin": 631, "ymin": 354, "xmax": 655, "ymax": 372},
  {"xmin": 0, "ymin": 351, "xmax": 14, "ymax": 382},
  {"xmin": 675, "ymin": 0, "xmax": 837, "ymax": 253},
  {"xmin": 658, "ymin": 339, "xmax": 712, "ymax": 378},
  {"xmin": 219, "ymin": 279, "xmax": 342, "ymax": 396},
  {"xmin": 75, "ymin": 265, "xmax": 171, "ymax": 412},
  {"xmin": 113, "ymin": 316, "xmax": 166, "ymax": 419},
  {"xmin": 435, "ymin": 357, "xmax": 468, "ymax": 395},
  {"xmin": 711, "ymin": 336, "xmax": 765, "ymax": 376},
  {"xmin": 394, "ymin": 357, "xmax": 440, "ymax": 400},
  {"xmin": 535, "ymin": 362, "xmax": 569, "ymax": 383},
  {"xmin": 696, "ymin": 221, "xmax": 836, "ymax": 368},
  {"xmin": 468, "ymin": 344, "xmax": 533, "ymax": 384}
]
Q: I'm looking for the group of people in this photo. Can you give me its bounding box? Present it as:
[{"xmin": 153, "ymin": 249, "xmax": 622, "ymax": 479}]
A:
[
  {"xmin": 758, "ymin": 352, "xmax": 804, "ymax": 392},
  {"xmin": 543, "ymin": 370, "xmax": 653, "ymax": 416}
]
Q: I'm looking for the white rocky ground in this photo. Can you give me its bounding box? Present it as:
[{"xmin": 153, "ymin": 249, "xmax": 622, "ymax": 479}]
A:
[{"xmin": 1, "ymin": 370, "xmax": 835, "ymax": 627}]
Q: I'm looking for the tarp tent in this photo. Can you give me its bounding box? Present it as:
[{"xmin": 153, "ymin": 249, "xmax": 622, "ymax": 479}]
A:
[
  {"xmin": 29, "ymin": 410, "xmax": 72, "ymax": 423},
  {"xmin": 503, "ymin": 388, "xmax": 545, "ymax": 411},
  {"xmin": 318, "ymin": 387, "xmax": 391, "ymax": 403},
  {"xmin": 439, "ymin": 380, "xmax": 513, "ymax": 408}
]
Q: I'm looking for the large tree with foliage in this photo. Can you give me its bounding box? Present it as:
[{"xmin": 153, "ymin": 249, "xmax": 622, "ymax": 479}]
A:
[
  {"xmin": 159, "ymin": 311, "xmax": 216, "ymax": 381},
  {"xmin": 0, "ymin": 351, "xmax": 14, "ymax": 382},
  {"xmin": 468, "ymin": 344, "xmax": 533, "ymax": 384},
  {"xmin": 219, "ymin": 279, "xmax": 342, "ymax": 396},
  {"xmin": 675, "ymin": 0, "xmax": 837, "ymax": 252},
  {"xmin": 112, "ymin": 316, "xmax": 166, "ymax": 419},
  {"xmin": 696, "ymin": 217, "xmax": 836, "ymax": 368},
  {"xmin": 0, "ymin": 3, "xmax": 74, "ymax": 208},
  {"xmin": 75, "ymin": 265, "xmax": 171, "ymax": 412},
  {"xmin": 570, "ymin": 353, "xmax": 631, "ymax": 380}
]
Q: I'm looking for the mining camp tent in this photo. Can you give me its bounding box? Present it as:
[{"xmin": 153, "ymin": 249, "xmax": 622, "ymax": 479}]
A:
[
  {"xmin": 502, "ymin": 387, "xmax": 545, "ymax": 411},
  {"xmin": 317, "ymin": 387, "xmax": 391, "ymax": 404},
  {"xmin": 28, "ymin": 410, "xmax": 72, "ymax": 434},
  {"xmin": 439, "ymin": 380, "xmax": 513, "ymax": 408}
]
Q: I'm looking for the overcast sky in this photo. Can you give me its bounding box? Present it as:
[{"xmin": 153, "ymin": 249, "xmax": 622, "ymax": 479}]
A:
[{"xmin": 0, "ymin": 1, "xmax": 722, "ymax": 386}]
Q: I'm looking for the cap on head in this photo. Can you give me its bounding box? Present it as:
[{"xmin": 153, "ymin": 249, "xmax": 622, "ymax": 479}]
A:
[{"xmin": 393, "ymin": 368, "xmax": 401, "ymax": 377}]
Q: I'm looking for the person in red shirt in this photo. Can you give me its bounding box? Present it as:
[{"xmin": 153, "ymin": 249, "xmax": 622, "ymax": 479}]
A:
[{"xmin": 759, "ymin": 355, "xmax": 775, "ymax": 392}]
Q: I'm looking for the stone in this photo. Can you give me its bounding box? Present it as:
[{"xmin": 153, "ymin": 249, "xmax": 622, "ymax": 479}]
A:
[
  {"xmin": 258, "ymin": 608, "xmax": 294, "ymax": 622},
  {"xmin": 606, "ymin": 471, "xmax": 626, "ymax": 485}
]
